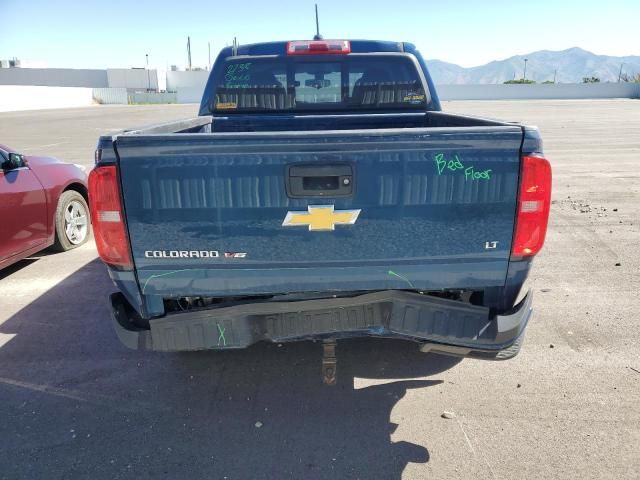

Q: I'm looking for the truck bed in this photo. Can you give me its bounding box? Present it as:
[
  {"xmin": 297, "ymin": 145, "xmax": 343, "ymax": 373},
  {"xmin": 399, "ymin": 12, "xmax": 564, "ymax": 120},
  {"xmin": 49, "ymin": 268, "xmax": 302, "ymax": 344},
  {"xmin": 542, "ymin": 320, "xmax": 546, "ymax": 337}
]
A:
[{"xmin": 103, "ymin": 111, "xmax": 526, "ymax": 309}]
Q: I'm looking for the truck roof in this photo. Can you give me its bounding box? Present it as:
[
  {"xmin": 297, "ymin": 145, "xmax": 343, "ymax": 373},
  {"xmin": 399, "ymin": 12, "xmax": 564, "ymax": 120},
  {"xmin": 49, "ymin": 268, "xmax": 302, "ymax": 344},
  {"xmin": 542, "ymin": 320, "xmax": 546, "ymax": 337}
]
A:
[{"xmin": 219, "ymin": 40, "xmax": 414, "ymax": 57}]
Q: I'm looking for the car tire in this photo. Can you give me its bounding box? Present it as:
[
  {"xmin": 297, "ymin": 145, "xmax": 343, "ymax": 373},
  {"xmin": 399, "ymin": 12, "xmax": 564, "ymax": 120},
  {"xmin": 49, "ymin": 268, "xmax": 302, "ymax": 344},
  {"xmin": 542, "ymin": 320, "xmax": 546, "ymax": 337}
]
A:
[{"xmin": 51, "ymin": 190, "xmax": 91, "ymax": 252}]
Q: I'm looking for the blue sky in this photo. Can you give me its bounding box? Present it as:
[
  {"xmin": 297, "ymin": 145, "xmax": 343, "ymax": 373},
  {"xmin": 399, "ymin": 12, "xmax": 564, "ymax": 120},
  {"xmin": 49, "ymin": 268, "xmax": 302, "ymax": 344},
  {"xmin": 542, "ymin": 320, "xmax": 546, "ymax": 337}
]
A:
[{"xmin": 1, "ymin": 0, "xmax": 639, "ymax": 69}]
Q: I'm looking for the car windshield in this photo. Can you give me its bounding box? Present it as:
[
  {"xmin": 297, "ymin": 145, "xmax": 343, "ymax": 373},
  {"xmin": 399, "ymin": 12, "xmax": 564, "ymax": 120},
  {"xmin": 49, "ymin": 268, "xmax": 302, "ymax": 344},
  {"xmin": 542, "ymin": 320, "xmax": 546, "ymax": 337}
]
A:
[{"xmin": 212, "ymin": 55, "xmax": 427, "ymax": 113}]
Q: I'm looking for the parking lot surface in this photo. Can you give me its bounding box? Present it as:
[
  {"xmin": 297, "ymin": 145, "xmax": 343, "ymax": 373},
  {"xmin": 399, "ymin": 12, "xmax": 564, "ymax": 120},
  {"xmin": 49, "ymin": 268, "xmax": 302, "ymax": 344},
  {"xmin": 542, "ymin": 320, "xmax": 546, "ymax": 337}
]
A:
[{"xmin": 1, "ymin": 101, "xmax": 639, "ymax": 479}]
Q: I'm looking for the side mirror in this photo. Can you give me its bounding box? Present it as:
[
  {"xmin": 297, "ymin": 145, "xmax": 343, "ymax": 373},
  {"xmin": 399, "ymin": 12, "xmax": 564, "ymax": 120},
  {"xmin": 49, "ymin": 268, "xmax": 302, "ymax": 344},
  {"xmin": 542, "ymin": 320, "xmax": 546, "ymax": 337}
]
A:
[{"xmin": 3, "ymin": 153, "xmax": 26, "ymax": 170}]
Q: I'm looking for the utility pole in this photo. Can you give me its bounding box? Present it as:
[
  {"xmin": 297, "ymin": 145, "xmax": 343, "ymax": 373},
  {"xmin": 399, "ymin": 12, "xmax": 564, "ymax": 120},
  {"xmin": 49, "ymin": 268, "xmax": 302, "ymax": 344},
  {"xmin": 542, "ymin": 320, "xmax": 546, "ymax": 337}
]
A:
[
  {"xmin": 187, "ymin": 36, "xmax": 192, "ymax": 71},
  {"xmin": 145, "ymin": 53, "xmax": 150, "ymax": 91},
  {"xmin": 523, "ymin": 58, "xmax": 528, "ymax": 81},
  {"xmin": 553, "ymin": 68, "xmax": 557, "ymax": 84},
  {"xmin": 618, "ymin": 62, "xmax": 625, "ymax": 82}
]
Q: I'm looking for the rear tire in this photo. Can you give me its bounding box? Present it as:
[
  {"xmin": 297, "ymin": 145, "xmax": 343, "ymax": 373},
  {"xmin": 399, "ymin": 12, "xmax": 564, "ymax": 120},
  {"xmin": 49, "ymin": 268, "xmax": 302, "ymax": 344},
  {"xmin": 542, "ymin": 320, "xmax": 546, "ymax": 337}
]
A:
[{"xmin": 51, "ymin": 190, "xmax": 91, "ymax": 252}]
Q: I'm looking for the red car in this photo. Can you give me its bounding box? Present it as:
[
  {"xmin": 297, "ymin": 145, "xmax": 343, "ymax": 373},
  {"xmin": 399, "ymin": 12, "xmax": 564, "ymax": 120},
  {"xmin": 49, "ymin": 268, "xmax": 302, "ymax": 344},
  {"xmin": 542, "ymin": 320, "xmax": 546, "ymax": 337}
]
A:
[{"xmin": 0, "ymin": 144, "xmax": 91, "ymax": 270}]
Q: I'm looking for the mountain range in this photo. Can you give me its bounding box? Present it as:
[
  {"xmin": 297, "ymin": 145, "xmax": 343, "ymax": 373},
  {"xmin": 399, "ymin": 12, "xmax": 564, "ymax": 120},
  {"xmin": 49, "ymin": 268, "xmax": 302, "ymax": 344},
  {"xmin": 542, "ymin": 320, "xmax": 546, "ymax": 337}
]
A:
[{"xmin": 425, "ymin": 47, "xmax": 640, "ymax": 84}]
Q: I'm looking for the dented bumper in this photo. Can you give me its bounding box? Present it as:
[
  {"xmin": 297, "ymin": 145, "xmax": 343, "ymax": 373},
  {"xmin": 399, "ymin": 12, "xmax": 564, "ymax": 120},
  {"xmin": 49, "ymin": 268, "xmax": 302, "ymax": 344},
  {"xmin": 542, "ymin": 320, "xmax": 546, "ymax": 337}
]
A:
[{"xmin": 110, "ymin": 290, "xmax": 533, "ymax": 360}]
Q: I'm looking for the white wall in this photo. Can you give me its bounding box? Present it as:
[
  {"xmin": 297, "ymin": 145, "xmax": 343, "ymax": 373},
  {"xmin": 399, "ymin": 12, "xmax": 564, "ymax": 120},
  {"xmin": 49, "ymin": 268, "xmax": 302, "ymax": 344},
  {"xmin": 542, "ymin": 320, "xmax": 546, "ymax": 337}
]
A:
[
  {"xmin": 106, "ymin": 69, "xmax": 158, "ymax": 90},
  {"xmin": 166, "ymin": 72, "xmax": 640, "ymax": 104},
  {"xmin": 176, "ymin": 87, "xmax": 206, "ymax": 104},
  {"xmin": 165, "ymin": 71, "xmax": 209, "ymax": 104},
  {"xmin": 0, "ymin": 68, "xmax": 107, "ymax": 87},
  {"xmin": 166, "ymin": 71, "xmax": 209, "ymax": 92},
  {"xmin": 2, "ymin": 77, "xmax": 637, "ymax": 112},
  {"xmin": 0, "ymin": 67, "xmax": 159, "ymax": 90},
  {"xmin": 3, "ymin": 68, "xmax": 639, "ymax": 103},
  {"xmin": 0, "ymin": 86, "xmax": 94, "ymax": 112},
  {"xmin": 436, "ymin": 83, "xmax": 640, "ymax": 101},
  {"xmin": 156, "ymin": 69, "xmax": 167, "ymax": 92}
]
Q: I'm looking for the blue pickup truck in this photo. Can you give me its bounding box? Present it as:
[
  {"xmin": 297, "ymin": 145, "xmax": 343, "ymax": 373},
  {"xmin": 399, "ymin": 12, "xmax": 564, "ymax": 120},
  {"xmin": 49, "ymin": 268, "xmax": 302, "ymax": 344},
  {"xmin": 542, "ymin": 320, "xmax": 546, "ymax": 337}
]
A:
[{"xmin": 90, "ymin": 39, "xmax": 551, "ymax": 375}]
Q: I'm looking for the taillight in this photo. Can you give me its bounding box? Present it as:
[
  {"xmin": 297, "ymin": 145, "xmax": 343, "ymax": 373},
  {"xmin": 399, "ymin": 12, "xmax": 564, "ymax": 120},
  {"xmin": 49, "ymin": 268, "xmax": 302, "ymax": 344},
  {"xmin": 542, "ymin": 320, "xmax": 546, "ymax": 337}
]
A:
[
  {"xmin": 287, "ymin": 40, "xmax": 351, "ymax": 55},
  {"xmin": 512, "ymin": 155, "xmax": 552, "ymax": 257},
  {"xmin": 88, "ymin": 165, "xmax": 132, "ymax": 269}
]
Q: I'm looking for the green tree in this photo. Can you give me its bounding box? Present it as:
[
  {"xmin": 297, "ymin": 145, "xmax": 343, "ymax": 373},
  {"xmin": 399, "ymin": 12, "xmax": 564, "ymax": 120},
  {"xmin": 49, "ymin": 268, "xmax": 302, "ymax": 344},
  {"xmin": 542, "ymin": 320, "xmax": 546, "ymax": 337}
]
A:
[{"xmin": 582, "ymin": 76, "xmax": 600, "ymax": 83}]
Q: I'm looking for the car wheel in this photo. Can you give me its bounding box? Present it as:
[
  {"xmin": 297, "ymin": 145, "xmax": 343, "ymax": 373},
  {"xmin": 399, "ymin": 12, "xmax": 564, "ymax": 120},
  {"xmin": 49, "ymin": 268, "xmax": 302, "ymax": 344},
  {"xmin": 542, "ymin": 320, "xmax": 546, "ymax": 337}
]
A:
[{"xmin": 52, "ymin": 190, "xmax": 91, "ymax": 252}]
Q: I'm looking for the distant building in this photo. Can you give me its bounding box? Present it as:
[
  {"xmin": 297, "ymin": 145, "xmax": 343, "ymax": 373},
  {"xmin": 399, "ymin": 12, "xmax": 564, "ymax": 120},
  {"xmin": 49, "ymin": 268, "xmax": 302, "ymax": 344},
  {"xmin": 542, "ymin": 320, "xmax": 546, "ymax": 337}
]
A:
[{"xmin": 0, "ymin": 58, "xmax": 21, "ymax": 68}]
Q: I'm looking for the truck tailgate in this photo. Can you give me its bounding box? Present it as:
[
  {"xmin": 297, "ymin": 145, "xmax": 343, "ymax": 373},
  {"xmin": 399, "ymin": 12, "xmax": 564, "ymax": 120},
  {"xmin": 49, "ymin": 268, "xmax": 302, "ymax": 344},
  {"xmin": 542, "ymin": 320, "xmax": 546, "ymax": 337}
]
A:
[{"xmin": 114, "ymin": 127, "xmax": 523, "ymax": 296}]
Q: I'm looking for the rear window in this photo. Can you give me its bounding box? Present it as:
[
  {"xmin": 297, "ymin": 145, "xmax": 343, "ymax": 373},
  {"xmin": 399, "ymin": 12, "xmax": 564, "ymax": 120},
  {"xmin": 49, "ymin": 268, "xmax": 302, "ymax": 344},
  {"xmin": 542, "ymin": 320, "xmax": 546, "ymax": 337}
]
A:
[{"xmin": 212, "ymin": 55, "xmax": 427, "ymax": 113}]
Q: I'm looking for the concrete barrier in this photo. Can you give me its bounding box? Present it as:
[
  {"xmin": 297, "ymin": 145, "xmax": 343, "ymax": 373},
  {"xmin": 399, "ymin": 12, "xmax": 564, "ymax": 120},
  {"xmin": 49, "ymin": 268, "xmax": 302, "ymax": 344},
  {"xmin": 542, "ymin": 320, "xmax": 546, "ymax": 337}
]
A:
[
  {"xmin": 128, "ymin": 91, "xmax": 177, "ymax": 104},
  {"xmin": 437, "ymin": 83, "xmax": 640, "ymax": 101},
  {"xmin": 0, "ymin": 85, "xmax": 94, "ymax": 112},
  {"xmin": 92, "ymin": 88, "xmax": 178, "ymax": 105}
]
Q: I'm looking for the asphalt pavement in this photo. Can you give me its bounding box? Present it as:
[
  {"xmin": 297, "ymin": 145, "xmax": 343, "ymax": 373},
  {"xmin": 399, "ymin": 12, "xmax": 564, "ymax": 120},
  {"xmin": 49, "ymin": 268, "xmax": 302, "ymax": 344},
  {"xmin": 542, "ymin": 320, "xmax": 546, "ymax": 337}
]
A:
[{"xmin": 0, "ymin": 101, "xmax": 638, "ymax": 479}]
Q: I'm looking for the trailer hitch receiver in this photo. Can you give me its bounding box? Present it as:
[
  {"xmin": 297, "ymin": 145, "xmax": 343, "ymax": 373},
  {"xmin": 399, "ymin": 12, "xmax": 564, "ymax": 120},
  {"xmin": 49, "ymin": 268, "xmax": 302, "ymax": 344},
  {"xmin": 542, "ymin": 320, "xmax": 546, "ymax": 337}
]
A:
[{"xmin": 322, "ymin": 339, "xmax": 337, "ymax": 386}]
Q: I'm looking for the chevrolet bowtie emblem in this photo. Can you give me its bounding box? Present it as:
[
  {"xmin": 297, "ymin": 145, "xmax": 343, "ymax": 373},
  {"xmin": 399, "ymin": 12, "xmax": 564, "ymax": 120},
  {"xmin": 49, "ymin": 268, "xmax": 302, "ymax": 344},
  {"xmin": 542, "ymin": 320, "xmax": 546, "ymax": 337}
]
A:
[{"xmin": 282, "ymin": 205, "xmax": 361, "ymax": 231}]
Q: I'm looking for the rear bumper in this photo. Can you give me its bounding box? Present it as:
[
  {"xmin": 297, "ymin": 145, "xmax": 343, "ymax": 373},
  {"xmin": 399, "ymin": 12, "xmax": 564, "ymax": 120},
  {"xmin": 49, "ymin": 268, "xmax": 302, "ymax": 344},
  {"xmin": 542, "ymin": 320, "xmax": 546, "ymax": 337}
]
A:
[{"xmin": 110, "ymin": 289, "xmax": 533, "ymax": 360}]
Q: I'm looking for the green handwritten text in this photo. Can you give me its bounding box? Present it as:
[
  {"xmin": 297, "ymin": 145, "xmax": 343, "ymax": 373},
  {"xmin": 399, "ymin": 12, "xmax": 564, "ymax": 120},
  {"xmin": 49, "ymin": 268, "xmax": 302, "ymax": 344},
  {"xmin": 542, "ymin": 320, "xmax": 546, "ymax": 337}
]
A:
[
  {"xmin": 464, "ymin": 166, "xmax": 492, "ymax": 181},
  {"xmin": 434, "ymin": 153, "xmax": 492, "ymax": 181},
  {"xmin": 435, "ymin": 153, "xmax": 464, "ymax": 175},
  {"xmin": 224, "ymin": 62, "xmax": 251, "ymax": 86}
]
